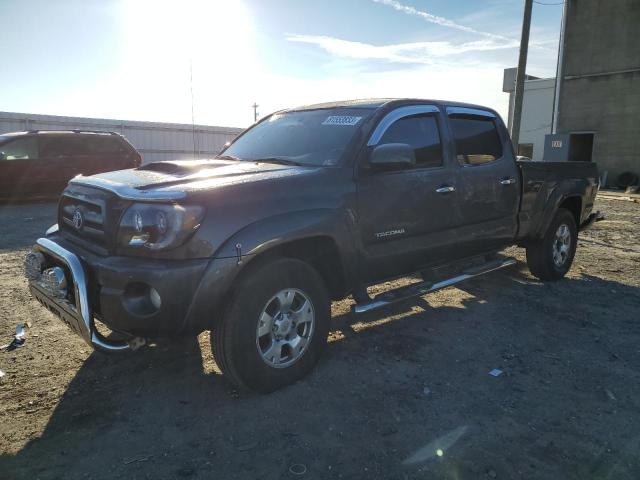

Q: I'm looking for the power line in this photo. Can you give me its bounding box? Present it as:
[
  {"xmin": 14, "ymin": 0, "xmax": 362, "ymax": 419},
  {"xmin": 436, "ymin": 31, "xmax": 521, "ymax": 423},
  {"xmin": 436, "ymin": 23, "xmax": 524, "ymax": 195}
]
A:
[{"xmin": 533, "ymin": 1, "xmax": 564, "ymax": 5}]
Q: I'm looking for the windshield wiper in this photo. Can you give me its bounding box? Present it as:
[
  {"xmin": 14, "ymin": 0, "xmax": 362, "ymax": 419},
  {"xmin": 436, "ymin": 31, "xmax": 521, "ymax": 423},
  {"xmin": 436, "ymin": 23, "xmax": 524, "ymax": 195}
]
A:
[
  {"xmin": 215, "ymin": 154, "xmax": 242, "ymax": 161},
  {"xmin": 253, "ymin": 157, "xmax": 303, "ymax": 166}
]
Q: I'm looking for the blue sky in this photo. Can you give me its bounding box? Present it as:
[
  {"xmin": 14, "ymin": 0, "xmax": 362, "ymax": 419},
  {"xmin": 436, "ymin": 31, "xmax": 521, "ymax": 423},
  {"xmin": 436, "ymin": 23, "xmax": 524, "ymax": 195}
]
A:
[{"xmin": 0, "ymin": 0, "xmax": 563, "ymax": 127}]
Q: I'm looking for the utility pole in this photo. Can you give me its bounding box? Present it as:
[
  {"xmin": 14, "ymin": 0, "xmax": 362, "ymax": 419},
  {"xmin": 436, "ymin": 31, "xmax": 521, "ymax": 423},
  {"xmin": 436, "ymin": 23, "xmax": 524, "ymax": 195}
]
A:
[
  {"xmin": 551, "ymin": 0, "xmax": 569, "ymax": 134},
  {"xmin": 511, "ymin": 0, "xmax": 533, "ymax": 152},
  {"xmin": 252, "ymin": 102, "xmax": 259, "ymax": 123},
  {"xmin": 190, "ymin": 60, "xmax": 198, "ymax": 159}
]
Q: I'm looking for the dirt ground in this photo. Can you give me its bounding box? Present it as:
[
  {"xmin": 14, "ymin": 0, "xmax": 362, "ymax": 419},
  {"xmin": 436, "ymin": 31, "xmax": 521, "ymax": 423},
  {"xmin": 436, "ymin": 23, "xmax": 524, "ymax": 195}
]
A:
[{"xmin": 0, "ymin": 196, "xmax": 639, "ymax": 480}]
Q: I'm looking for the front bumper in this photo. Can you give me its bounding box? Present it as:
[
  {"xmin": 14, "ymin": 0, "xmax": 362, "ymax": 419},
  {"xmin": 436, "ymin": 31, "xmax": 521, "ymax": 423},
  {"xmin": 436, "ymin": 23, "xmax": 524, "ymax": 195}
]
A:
[
  {"xmin": 26, "ymin": 237, "xmax": 142, "ymax": 352},
  {"xmin": 24, "ymin": 236, "xmax": 223, "ymax": 352}
]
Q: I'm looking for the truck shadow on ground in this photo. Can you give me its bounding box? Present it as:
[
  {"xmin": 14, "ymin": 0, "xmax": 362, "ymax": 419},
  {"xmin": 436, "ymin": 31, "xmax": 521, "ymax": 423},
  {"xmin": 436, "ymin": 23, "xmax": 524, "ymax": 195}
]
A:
[{"xmin": 3, "ymin": 265, "xmax": 640, "ymax": 479}]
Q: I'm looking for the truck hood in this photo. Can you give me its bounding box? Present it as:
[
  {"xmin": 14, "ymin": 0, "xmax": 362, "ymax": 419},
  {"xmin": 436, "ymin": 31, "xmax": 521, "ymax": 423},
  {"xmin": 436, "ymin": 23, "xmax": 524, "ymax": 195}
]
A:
[{"xmin": 69, "ymin": 159, "xmax": 318, "ymax": 200}]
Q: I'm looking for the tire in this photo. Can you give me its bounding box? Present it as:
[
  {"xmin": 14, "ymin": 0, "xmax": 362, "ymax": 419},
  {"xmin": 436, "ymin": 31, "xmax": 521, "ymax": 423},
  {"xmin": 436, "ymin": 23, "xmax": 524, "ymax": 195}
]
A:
[
  {"xmin": 526, "ymin": 208, "xmax": 578, "ymax": 281},
  {"xmin": 211, "ymin": 257, "xmax": 331, "ymax": 393}
]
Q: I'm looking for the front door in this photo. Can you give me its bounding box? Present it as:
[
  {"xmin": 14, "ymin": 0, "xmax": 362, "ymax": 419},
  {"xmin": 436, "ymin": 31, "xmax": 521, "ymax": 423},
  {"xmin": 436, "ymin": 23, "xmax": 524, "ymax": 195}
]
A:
[
  {"xmin": 0, "ymin": 136, "xmax": 49, "ymax": 199},
  {"xmin": 357, "ymin": 106, "xmax": 460, "ymax": 283}
]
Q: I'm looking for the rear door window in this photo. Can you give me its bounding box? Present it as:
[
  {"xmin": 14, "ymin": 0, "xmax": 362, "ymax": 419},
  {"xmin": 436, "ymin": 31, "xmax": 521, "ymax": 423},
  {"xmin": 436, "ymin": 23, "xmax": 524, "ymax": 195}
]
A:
[
  {"xmin": 87, "ymin": 136, "xmax": 128, "ymax": 154},
  {"xmin": 449, "ymin": 115, "xmax": 503, "ymax": 165},
  {"xmin": 0, "ymin": 137, "xmax": 38, "ymax": 160},
  {"xmin": 378, "ymin": 115, "xmax": 443, "ymax": 168}
]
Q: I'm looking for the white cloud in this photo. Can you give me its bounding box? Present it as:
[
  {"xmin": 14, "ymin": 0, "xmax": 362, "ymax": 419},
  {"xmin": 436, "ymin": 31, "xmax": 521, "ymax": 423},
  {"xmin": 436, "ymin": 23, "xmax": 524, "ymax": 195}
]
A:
[
  {"xmin": 372, "ymin": 0, "xmax": 512, "ymax": 42},
  {"xmin": 286, "ymin": 34, "xmax": 519, "ymax": 65},
  {"xmin": 373, "ymin": 0, "xmax": 553, "ymax": 52}
]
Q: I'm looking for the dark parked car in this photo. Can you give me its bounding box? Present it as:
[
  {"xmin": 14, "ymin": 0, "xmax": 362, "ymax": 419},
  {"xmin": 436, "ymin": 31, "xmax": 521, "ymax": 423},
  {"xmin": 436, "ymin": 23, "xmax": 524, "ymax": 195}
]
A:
[
  {"xmin": 24, "ymin": 99, "xmax": 599, "ymax": 392},
  {"xmin": 0, "ymin": 130, "xmax": 141, "ymax": 200}
]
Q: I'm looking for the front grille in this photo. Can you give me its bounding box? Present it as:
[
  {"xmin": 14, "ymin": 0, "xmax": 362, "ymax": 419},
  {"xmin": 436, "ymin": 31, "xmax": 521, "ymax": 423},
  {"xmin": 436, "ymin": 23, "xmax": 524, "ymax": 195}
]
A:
[
  {"xmin": 60, "ymin": 196, "xmax": 106, "ymax": 246},
  {"xmin": 58, "ymin": 185, "xmax": 126, "ymax": 255},
  {"xmin": 60, "ymin": 194, "xmax": 107, "ymax": 247}
]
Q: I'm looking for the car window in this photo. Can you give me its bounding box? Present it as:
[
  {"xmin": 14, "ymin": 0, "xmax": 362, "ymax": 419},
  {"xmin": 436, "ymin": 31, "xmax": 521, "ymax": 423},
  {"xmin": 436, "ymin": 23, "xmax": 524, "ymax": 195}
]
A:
[
  {"xmin": 87, "ymin": 136, "xmax": 128, "ymax": 154},
  {"xmin": 378, "ymin": 114, "xmax": 443, "ymax": 168},
  {"xmin": 0, "ymin": 137, "xmax": 38, "ymax": 160},
  {"xmin": 449, "ymin": 115, "xmax": 503, "ymax": 165},
  {"xmin": 40, "ymin": 136, "xmax": 91, "ymax": 156}
]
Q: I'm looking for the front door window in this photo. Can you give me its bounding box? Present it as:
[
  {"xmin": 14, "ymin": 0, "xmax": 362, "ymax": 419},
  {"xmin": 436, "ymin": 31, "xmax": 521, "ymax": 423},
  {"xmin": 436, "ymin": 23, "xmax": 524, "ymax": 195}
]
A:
[{"xmin": 0, "ymin": 137, "xmax": 38, "ymax": 160}]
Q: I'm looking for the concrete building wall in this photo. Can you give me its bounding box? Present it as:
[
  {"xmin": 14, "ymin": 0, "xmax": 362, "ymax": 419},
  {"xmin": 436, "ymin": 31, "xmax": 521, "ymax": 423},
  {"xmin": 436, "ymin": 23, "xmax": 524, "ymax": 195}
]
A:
[
  {"xmin": 557, "ymin": 0, "xmax": 640, "ymax": 185},
  {"xmin": 503, "ymin": 68, "xmax": 555, "ymax": 161},
  {"xmin": 0, "ymin": 112, "xmax": 244, "ymax": 165}
]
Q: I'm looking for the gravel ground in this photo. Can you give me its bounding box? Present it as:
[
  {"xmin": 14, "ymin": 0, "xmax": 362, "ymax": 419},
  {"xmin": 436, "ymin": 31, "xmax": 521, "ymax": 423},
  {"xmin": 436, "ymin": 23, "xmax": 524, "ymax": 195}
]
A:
[{"xmin": 0, "ymin": 196, "xmax": 639, "ymax": 480}]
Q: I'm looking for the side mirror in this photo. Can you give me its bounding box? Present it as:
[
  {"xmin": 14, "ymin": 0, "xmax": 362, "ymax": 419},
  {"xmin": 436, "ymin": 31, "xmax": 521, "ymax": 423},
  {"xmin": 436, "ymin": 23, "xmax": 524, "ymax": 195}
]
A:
[
  {"xmin": 219, "ymin": 141, "xmax": 231, "ymax": 154},
  {"xmin": 370, "ymin": 143, "xmax": 415, "ymax": 170}
]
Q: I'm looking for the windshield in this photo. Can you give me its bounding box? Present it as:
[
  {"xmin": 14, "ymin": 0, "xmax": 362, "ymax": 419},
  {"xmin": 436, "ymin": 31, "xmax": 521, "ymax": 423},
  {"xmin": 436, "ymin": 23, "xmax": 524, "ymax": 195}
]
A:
[{"xmin": 221, "ymin": 108, "xmax": 373, "ymax": 166}]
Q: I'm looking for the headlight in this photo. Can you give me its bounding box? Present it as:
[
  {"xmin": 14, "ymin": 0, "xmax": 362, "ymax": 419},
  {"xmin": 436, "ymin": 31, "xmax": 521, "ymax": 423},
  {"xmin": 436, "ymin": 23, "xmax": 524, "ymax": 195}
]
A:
[{"xmin": 118, "ymin": 204, "xmax": 204, "ymax": 251}]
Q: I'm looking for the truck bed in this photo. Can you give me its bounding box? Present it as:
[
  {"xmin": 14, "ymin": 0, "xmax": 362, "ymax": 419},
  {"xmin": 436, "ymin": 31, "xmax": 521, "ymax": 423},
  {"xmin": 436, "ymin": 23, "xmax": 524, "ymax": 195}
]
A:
[{"xmin": 517, "ymin": 160, "xmax": 599, "ymax": 242}]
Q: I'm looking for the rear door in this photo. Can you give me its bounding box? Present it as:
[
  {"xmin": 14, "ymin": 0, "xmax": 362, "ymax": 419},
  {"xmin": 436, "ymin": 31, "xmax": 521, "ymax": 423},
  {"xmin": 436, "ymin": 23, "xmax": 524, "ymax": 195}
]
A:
[
  {"xmin": 446, "ymin": 107, "xmax": 519, "ymax": 254},
  {"xmin": 357, "ymin": 105, "xmax": 460, "ymax": 282},
  {"xmin": 84, "ymin": 135, "xmax": 140, "ymax": 174}
]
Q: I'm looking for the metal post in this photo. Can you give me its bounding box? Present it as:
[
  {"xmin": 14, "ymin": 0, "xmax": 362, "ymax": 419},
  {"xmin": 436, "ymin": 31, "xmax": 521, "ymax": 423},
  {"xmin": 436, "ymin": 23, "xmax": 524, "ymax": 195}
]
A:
[
  {"xmin": 252, "ymin": 102, "xmax": 259, "ymax": 123},
  {"xmin": 511, "ymin": 0, "xmax": 533, "ymax": 152}
]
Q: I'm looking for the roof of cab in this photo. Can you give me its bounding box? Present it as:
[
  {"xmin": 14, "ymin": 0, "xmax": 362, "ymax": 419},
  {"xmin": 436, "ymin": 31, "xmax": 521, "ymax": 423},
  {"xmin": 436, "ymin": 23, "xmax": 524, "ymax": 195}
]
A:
[
  {"xmin": 287, "ymin": 98, "xmax": 396, "ymax": 111},
  {"xmin": 284, "ymin": 98, "xmax": 500, "ymax": 117}
]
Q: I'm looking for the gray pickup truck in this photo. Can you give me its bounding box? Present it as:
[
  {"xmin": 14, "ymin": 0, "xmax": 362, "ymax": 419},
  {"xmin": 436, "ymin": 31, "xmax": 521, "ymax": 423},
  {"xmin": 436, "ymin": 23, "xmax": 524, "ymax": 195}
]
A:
[{"xmin": 24, "ymin": 99, "xmax": 599, "ymax": 392}]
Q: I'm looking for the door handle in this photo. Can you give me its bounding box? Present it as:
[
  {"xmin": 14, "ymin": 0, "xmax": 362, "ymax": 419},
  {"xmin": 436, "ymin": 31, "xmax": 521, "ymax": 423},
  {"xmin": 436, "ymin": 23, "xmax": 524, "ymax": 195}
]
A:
[
  {"xmin": 500, "ymin": 178, "xmax": 516, "ymax": 185},
  {"xmin": 435, "ymin": 185, "xmax": 456, "ymax": 193}
]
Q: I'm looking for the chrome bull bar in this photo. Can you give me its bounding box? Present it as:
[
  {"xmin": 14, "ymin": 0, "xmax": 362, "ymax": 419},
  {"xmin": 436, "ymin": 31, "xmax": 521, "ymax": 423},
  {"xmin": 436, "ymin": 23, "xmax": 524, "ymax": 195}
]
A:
[{"xmin": 26, "ymin": 237, "xmax": 144, "ymax": 352}]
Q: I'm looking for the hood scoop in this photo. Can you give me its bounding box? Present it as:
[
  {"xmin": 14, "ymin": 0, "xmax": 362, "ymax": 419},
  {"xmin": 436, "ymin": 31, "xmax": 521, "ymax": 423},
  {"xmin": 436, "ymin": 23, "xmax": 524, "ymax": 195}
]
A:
[{"xmin": 138, "ymin": 159, "xmax": 234, "ymax": 175}]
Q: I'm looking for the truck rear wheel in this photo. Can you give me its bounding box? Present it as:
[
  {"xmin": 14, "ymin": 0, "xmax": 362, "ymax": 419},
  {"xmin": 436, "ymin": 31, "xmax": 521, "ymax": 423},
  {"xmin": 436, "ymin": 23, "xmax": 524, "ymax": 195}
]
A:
[
  {"xmin": 211, "ymin": 257, "xmax": 330, "ymax": 393},
  {"xmin": 526, "ymin": 208, "xmax": 577, "ymax": 281}
]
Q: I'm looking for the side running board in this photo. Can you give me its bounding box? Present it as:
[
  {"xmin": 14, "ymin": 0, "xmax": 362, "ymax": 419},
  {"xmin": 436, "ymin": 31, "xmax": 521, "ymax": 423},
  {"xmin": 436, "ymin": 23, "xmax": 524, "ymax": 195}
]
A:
[{"xmin": 352, "ymin": 257, "xmax": 517, "ymax": 314}]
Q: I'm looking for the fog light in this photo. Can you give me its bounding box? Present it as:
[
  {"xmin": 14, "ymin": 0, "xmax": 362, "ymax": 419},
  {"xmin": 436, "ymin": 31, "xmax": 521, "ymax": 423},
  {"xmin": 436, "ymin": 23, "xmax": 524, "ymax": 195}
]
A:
[
  {"xmin": 41, "ymin": 266, "xmax": 68, "ymax": 299},
  {"xmin": 149, "ymin": 288, "xmax": 162, "ymax": 309},
  {"xmin": 122, "ymin": 282, "xmax": 162, "ymax": 316}
]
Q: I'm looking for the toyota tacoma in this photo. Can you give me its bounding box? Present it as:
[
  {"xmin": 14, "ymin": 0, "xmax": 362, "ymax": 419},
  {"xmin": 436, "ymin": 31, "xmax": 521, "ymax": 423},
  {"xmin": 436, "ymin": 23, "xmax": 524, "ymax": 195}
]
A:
[{"xmin": 24, "ymin": 99, "xmax": 599, "ymax": 392}]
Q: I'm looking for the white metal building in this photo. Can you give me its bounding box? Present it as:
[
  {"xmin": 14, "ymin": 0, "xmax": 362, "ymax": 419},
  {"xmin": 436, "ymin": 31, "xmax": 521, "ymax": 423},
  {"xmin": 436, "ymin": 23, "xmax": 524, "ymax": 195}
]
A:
[
  {"xmin": 502, "ymin": 68, "xmax": 555, "ymax": 161},
  {"xmin": 0, "ymin": 111, "xmax": 244, "ymax": 164}
]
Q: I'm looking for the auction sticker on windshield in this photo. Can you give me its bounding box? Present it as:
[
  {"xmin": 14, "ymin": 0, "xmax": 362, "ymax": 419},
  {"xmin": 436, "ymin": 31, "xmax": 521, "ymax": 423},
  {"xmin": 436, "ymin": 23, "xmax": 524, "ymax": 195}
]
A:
[{"xmin": 322, "ymin": 116, "xmax": 362, "ymax": 126}]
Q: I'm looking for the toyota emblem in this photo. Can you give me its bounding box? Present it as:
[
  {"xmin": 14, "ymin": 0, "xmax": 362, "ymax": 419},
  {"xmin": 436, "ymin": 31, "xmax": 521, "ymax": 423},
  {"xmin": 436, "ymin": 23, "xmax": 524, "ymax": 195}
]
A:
[{"xmin": 72, "ymin": 209, "xmax": 84, "ymax": 230}]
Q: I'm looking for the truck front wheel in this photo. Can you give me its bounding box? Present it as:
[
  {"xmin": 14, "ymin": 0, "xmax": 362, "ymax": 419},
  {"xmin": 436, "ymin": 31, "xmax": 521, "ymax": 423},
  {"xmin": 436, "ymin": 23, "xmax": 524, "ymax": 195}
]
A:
[
  {"xmin": 526, "ymin": 207, "xmax": 578, "ymax": 281},
  {"xmin": 211, "ymin": 257, "xmax": 331, "ymax": 393}
]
